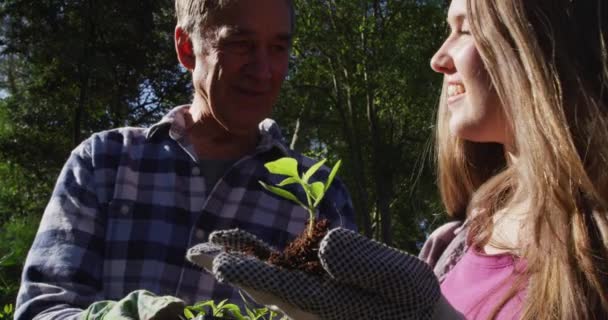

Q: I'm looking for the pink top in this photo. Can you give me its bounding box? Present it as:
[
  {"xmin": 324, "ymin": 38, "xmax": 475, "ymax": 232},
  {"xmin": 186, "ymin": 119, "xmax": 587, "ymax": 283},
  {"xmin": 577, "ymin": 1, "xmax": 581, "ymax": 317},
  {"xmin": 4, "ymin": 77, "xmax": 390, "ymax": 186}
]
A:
[{"xmin": 440, "ymin": 247, "xmax": 527, "ymax": 320}]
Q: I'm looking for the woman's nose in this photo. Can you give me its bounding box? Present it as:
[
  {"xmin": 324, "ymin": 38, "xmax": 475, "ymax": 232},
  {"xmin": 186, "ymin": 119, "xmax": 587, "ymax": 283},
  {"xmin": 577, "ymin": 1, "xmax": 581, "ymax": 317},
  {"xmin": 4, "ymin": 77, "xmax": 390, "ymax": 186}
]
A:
[{"xmin": 430, "ymin": 44, "xmax": 454, "ymax": 74}]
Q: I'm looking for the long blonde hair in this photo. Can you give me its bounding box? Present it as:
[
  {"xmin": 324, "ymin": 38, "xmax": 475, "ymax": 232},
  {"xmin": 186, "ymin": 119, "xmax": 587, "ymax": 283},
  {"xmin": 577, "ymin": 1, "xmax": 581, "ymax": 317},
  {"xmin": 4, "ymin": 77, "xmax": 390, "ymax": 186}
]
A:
[{"xmin": 436, "ymin": 0, "xmax": 608, "ymax": 318}]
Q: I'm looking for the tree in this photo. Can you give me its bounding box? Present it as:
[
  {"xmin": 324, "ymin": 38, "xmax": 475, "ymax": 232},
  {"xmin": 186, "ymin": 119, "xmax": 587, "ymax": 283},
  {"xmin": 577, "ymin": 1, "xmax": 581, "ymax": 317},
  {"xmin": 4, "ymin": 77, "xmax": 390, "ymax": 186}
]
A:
[
  {"xmin": 276, "ymin": 0, "xmax": 447, "ymax": 246},
  {"xmin": 0, "ymin": 0, "xmax": 191, "ymax": 304},
  {"xmin": 0, "ymin": 0, "xmax": 449, "ymax": 305}
]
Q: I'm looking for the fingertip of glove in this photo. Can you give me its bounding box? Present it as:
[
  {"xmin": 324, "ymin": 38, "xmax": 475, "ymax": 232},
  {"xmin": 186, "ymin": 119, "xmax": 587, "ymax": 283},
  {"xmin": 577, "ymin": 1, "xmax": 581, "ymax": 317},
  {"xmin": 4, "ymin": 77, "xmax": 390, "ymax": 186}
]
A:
[
  {"xmin": 187, "ymin": 242, "xmax": 223, "ymax": 257},
  {"xmin": 212, "ymin": 252, "xmax": 265, "ymax": 284},
  {"xmin": 208, "ymin": 228, "xmax": 243, "ymax": 242},
  {"xmin": 186, "ymin": 243, "xmax": 224, "ymax": 271},
  {"xmin": 319, "ymin": 228, "xmax": 359, "ymax": 257}
]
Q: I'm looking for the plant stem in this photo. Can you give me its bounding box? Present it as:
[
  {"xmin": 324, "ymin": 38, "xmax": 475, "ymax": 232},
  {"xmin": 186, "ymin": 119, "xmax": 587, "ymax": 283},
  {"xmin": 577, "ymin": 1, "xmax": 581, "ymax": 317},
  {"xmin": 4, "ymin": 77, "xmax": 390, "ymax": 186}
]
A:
[
  {"xmin": 303, "ymin": 185, "xmax": 315, "ymax": 237},
  {"xmin": 307, "ymin": 208, "xmax": 315, "ymax": 237}
]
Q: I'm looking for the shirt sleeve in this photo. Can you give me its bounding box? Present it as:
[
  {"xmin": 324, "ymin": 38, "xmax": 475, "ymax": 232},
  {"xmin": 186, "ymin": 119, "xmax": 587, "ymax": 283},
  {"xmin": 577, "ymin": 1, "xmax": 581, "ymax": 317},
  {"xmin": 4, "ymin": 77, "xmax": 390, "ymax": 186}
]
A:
[
  {"xmin": 15, "ymin": 137, "xmax": 105, "ymax": 320},
  {"xmin": 418, "ymin": 221, "xmax": 462, "ymax": 267}
]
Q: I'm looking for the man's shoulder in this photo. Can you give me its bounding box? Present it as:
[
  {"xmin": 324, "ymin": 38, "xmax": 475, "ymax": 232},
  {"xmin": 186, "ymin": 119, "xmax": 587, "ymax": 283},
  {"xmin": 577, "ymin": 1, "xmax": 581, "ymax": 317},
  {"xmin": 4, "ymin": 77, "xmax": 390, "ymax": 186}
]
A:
[
  {"xmin": 75, "ymin": 126, "xmax": 164, "ymax": 161},
  {"xmin": 84, "ymin": 126, "xmax": 164, "ymax": 147}
]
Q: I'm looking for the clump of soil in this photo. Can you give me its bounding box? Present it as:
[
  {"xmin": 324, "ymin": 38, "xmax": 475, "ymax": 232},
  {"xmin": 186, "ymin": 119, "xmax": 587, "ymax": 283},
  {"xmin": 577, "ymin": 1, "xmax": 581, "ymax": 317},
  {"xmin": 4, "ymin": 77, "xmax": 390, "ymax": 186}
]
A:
[
  {"xmin": 239, "ymin": 219, "xmax": 330, "ymax": 276},
  {"xmin": 267, "ymin": 218, "xmax": 330, "ymax": 276}
]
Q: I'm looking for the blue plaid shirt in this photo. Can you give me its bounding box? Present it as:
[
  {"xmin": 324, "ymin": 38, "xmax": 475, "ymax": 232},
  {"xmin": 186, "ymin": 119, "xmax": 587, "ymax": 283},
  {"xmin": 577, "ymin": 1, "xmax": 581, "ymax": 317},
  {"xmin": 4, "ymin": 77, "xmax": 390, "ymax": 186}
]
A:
[{"xmin": 15, "ymin": 106, "xmax": 356, "ymax": 320}]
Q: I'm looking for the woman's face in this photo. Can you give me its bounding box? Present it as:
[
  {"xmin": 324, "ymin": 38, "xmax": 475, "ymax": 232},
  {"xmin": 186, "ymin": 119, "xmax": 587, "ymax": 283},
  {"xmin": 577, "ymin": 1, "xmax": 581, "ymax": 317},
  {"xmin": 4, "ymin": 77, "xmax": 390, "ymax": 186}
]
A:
[{"xmin": 430, "ymin": 0, "xmax": 510, "ymax": 145}]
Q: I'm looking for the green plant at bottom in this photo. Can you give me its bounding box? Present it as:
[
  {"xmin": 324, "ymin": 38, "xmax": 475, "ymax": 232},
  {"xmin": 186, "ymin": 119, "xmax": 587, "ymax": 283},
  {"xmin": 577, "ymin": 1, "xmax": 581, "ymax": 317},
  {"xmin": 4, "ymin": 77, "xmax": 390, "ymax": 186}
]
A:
[
  {"xmin": 183, "ymin": 292, "xmax": 281, "ymax": 320},
  {"xmin": 0, "ymin": 304, "xmax": 14, "ymax": 318}
]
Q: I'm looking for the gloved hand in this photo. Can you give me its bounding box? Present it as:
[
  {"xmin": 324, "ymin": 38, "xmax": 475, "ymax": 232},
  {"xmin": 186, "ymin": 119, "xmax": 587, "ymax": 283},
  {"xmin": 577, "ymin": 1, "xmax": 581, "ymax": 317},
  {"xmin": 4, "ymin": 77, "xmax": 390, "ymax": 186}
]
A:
[
  {"xmin": 81, "ymin": 289, "xmax": 185, "ymax": 320},
  {"xmin": 186, "ymin": 228, "xmax": 441, "ymax": 320}
]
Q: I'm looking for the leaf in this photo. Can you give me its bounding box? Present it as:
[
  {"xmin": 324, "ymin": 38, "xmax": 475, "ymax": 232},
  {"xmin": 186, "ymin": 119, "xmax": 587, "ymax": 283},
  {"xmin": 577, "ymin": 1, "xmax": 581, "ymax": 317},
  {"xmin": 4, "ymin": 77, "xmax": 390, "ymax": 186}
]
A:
[
  {"xmin": 223, "ymin": 304, "xmax": 246, "ymax": 320},
  {"xmin": 324, "ymin": 160, "xmax": 342, "ymax": 191},
  {"xmin": 2, "ymin": 305, "xmax": 12, "ymax": 315},
  {"xmin": 191, "ymin": 300, "xmax": 215, "ymax": 313},
  {"xmin": 214, "ymin": 299, "xmax": 229, "ymax": 315},
  {"xmin": 264, "ymin": 157, "xmax": 299, "ymax": 177},
  {"xmin": 302, "ymin": 158, "xmax": 327, "ymax": 183},
  {"xmin": 183, "ymin": 308, "xmax": 195, "ymax": 319},
  {"xmin": 310, "ymin": 181, "xmax": 325, "ymax": 203},
  {"xmin": 254, "ymin": 307, "xmax": 272, "ymax": 319},
  {"xmin": 245, "ymin": 307, "xmax": 256, "ymax": 319},
  {"xmin": 259, "ymin": 182, "xmax": 304, "ymax": 207},
  {"xmin": 277, "ymin": 177, "xmax": 299, "ymax": 186}
]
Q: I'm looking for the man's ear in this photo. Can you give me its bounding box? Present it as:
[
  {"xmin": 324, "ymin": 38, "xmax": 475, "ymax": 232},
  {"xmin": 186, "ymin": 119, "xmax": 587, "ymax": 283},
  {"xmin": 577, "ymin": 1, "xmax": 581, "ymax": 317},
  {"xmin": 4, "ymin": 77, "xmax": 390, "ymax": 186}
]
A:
[{"xmin": 175, "ymin": 27, "xmax": 196, "ymax": 70}]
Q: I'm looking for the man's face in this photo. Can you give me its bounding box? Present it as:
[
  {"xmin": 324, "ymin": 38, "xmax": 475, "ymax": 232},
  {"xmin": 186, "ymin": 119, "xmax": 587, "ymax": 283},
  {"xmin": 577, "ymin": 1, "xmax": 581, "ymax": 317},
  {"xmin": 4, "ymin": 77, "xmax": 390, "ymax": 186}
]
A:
[{"xmin": 192, "ymin": 0, "xmax": 291, "ymax": 135}]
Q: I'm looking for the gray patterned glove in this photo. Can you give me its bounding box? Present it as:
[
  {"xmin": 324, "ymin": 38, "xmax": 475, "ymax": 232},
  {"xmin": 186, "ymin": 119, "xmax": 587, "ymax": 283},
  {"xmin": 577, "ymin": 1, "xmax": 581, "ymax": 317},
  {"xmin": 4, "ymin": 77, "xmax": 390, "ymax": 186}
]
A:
[{"xmin": 186, "ymin": 228, "xmax": 440, "ymax": 320}]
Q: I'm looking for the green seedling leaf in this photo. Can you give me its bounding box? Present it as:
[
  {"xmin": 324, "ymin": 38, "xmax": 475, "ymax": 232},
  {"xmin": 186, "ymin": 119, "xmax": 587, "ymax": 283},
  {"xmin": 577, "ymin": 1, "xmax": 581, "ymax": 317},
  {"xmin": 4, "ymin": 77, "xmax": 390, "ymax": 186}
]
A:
[
  {"xmin": 183, "ymin": 308, "xmax": 195, "ymax": 319},
  {"xmin": 302, "ymin": 158, "xmax": 327, "ymax": 183},
  {"xmin": 324, "ymin": 159, "xmax": 342, "ymax": 191},
  {"xmin": 310, "ymin": 181, "xmax": 325, "ymax": 201},
  {"xmin": 259, "ymin": 181, "xmax": 304, "ymax": 207},
  {"xmin": 223, "ymin": 304, "xmax": 246, "ymax": 320},
  {"xmin": 214, "ymin": 299, "xmax": 229, "ymax": 315},
  {"xmin": 277, "ymin": 177, "xmax": 299, "ymax": 186},
  {"xmin": 245, "ymin": 308, "xmax": 256, "ymax": 319},
  {"xmin": 264, "ymin": 157, "xmax": 299, "ymax": 177},
  {"xmin": 191, "ymin": 300, "xmax": 215, "ymax": 312}
]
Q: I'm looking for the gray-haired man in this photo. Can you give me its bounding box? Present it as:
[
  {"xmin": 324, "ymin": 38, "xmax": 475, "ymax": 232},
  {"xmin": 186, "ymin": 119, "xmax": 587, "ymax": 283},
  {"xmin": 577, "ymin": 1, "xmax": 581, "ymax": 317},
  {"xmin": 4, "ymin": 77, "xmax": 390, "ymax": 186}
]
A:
[{"xmin": 15, "ymin": 1, "xmax": 355, "ymax": 319}]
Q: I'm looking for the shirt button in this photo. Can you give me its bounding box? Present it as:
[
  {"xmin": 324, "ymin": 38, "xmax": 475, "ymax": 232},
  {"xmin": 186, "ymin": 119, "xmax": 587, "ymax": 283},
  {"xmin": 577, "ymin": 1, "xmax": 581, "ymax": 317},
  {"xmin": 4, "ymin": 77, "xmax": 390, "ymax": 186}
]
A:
[
  {"xmin": 192, "ymin": 167, "xmax": 201, "ymax": 176},
  {"xmin": 195, "ymin": 229, "xmax": 206, "ymax": 240},
  {"xmin": 120, "ymin": 205, "xmax": 129, "ymax": 215}
]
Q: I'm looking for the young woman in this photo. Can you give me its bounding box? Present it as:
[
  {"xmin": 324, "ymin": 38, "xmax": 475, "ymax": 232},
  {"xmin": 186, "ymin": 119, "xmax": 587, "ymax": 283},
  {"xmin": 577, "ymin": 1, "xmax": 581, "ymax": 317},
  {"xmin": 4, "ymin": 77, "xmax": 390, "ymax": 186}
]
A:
[
  {"xmin": 425, "ymin": 0, "xmax": 608, "ymax": 318},
  {"xmin": 188, "ymin": 0, "xmax": 608, "ymax": 319}
]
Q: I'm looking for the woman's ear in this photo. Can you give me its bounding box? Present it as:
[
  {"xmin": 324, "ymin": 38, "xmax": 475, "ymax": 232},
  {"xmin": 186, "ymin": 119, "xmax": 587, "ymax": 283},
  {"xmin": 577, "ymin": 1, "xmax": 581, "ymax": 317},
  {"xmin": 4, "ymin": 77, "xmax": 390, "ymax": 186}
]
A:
[{"xmin": 175, "ymin": 27, "xmax": 195, "ymax": 71}]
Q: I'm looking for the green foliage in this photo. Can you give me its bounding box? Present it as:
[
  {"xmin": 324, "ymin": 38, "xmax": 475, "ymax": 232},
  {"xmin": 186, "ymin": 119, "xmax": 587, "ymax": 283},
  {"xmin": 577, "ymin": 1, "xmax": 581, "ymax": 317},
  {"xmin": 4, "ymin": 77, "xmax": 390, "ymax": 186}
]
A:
[
  {"xmin": 184, "ymin": 295, "xmax": 279, "ymax": 320},
  {"xmin": 259, "ymin": 157, "xmax": 341, "ymax": 236},
  {"xmin": 0, "ymin": 0, "xmax": 449, "ymax": 306},
  {"xmin": 274, "ymin": 0, "xmax": 447, "ymax": 248},
  {"xmin": 0, "ymin": 304, "xmax": 14, "ymax": 318},
  {"xmin": 0, "ymin": 214, "xmax": 39, "ymax": 305},
  {"xmin": 0, "ymin": 0, "xmax": 192, "ymax": 304}
]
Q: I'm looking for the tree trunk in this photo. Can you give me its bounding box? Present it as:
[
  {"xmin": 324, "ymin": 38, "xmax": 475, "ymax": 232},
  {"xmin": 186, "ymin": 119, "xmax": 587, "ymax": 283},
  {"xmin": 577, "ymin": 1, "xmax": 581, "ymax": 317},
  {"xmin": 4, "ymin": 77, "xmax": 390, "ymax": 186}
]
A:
[
  {"xmin": 290, "ymin": 116, "xmax": 301, "ymax": 150},
  {"xmin": 74, "ymin": 0, "xmax": 94, "ymax": 146}
]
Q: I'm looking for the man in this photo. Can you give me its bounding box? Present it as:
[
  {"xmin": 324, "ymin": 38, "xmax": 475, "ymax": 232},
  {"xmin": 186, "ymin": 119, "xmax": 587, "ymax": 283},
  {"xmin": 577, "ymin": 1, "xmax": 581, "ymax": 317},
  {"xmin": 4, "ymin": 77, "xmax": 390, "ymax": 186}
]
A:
[{"xmin": 15, "ymin": 0, "xmax": 355, "ymax": 318}]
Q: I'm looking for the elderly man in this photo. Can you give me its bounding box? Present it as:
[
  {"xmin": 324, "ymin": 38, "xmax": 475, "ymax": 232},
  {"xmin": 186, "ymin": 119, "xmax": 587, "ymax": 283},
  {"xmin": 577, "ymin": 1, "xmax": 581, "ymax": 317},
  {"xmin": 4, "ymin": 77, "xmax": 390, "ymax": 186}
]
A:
[{"xmin": 15, "ymin": 0, "xmax": 355, "ymax": 318}]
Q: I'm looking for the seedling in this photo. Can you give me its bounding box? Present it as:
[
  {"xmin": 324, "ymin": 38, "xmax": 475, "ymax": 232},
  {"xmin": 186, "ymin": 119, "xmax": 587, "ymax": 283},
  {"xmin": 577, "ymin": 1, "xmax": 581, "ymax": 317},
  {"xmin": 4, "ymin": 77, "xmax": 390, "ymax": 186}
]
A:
[
  {"xmin": 259, "ymin": 157, "xmax": 342, "ymax": 237},
  {"xmin": 183, "ymin": 294, "xmax": 279, "ymax": 320}
]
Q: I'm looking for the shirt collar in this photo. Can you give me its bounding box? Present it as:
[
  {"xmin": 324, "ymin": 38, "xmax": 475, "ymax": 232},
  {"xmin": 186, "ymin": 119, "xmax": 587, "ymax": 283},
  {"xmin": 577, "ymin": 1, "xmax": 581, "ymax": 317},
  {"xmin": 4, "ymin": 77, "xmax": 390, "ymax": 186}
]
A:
[{"xmin": 145, "ymin": 105, "xmax": 290, "ymax": 156}]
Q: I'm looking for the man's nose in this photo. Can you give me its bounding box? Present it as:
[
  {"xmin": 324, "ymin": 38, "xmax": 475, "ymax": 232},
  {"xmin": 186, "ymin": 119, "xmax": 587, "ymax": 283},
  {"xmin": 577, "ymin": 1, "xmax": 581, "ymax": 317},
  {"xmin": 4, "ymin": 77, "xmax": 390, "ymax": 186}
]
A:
[{"xmin": 245, "ymin": 47, "xmax": 273, "ymax": 80}]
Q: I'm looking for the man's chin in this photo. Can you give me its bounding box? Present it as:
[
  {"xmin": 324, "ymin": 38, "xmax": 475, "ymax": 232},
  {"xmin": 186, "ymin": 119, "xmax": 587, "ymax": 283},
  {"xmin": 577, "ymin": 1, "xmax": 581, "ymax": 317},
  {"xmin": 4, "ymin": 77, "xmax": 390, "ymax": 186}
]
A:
[{"xmin": 223, "ymin": 119, "xmax": 263, "ymax": 136}]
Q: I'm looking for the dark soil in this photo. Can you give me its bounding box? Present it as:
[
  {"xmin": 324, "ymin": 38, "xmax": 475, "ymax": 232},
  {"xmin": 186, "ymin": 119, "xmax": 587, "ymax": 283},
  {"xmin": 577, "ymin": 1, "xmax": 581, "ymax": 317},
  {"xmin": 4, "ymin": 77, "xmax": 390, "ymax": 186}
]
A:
[{"xmin": 257, "ymin": 218, "xmax": 330, "ymax": 276}]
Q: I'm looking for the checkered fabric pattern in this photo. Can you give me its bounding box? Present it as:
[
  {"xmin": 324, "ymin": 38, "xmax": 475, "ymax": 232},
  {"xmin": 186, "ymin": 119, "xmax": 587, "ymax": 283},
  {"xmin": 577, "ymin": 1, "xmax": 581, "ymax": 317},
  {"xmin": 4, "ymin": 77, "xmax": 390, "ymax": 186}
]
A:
[
  {"xmin": 188, "ymin": 228, "xmax": 441, "ymax": 320},
  {"xmin": 15, "ymin": 106, "xmax": 355, "ymax": 320}
]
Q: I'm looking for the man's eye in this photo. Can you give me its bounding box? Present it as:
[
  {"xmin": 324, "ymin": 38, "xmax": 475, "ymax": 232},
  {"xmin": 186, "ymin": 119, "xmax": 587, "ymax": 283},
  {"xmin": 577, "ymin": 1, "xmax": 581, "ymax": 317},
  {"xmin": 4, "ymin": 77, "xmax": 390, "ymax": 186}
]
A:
[
  {"xmin": 224, "ymin": 40, "xmax": 253, "ymax": 53},
  {"xmin": 271, "ymin": 44, "xmax": 288, "ymax": 54}
]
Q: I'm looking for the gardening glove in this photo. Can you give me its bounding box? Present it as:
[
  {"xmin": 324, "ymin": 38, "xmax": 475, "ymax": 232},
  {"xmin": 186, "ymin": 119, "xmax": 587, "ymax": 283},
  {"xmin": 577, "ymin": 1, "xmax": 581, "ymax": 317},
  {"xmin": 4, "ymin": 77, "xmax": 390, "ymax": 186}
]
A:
[
  {"xmin": 81, "ymin": 289, "xmax": 185, "ymax": 320},
  {"xmin": 186, "ymin": 228, "xmax": 441, "ymax": 320}
]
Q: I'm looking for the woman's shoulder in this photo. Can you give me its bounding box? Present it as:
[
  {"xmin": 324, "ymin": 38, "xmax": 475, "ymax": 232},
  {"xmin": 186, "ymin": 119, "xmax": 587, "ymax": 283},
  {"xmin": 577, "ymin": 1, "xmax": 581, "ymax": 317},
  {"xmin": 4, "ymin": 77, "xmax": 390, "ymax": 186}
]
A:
[{"xmin": 418, "ymin": 220, "xmax": 469, "ymax": 281}]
